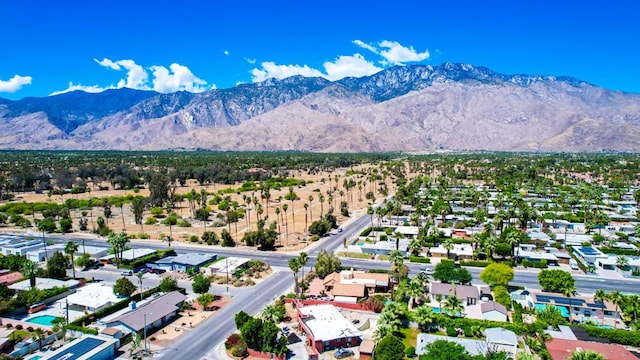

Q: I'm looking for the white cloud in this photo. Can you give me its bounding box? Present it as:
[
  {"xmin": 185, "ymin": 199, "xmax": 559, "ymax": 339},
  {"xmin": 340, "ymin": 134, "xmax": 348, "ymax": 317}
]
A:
[
  {"xmin": 353, "ymin": 39, "xmax": 430, "ymax": 65},
  {"xmin": 49, "ymin": 82, "xmax": 113, "ymax": 96},
  {"xmin": 150, "ymin": 63, "xmax": 210, "ymax": 93},
  {"xmin": 51, "ymin": 58, "xmax": 213, "ymax": 95},
  {"xmin": 0, "ymin": 74, "xmax": 32, "ymax": 93},
  {"xmin": 250, "ymin": 54, "xmax": 381, "ymax": 83},
  {"xmin": 244, "ymin": 57, "xmax": 256, "ymax": 64},
  {"xmin": 352, "ymin": 40, "xmax": 378, "ymax": 54},
  {"xmin": 224, "ymin": 50, "xmax": 230, "ymax": 56},
  {"xmin": 323, "ymin": 54, "xmax": 382, "ymax": 81},
  {"xmin": 251, "ymin": 62, "xmax": 324, "ymax": 83}
]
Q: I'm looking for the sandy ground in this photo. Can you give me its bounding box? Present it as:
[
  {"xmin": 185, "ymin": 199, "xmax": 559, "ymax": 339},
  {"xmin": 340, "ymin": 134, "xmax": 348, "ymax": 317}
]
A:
[{"xmin": 3, "ymin": 165, "xmax": 399, "ymax": 252}]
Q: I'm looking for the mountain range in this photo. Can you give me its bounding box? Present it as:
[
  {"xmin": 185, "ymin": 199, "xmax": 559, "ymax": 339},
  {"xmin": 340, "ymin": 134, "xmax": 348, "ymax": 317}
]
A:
[{"xmin": 1, "ymin": 63, "xmax": 639, "ymax": 152}]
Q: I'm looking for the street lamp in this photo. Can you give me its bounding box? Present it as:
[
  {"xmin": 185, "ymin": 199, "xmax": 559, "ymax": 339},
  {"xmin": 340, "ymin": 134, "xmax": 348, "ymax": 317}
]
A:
[
  {"xmin": 226, "ymin": 257, "xmax": 229, "ymax": 295},
  {"xmin": 143, "ymin": 313, "xmax": 147, "ymax": 353}
]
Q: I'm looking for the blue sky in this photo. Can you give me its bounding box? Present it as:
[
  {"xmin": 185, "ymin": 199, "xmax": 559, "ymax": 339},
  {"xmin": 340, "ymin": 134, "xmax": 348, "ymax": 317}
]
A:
[{"xmin": 1, "ymin": 0, "xmax": 639, "ymax": 99}]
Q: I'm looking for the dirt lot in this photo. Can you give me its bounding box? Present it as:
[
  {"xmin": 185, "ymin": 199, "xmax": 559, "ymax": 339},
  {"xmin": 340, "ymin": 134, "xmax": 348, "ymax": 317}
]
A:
[{"xmin": 3, "ymin": 165, "xmax": 398, "ymax": 252}]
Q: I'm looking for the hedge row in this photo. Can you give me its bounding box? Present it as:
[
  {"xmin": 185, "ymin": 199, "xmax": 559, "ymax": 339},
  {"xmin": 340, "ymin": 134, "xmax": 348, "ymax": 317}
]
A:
[
  {"xmin": 67, "ymin": 324, "xmax": 99, "ymax": 335},
  {"xmin": 598, "ymin": 247, "xmax": 640, "ymax": 256},
  {"xmin": 459, "ymin": 260, "xmax": 491, "ymax": 267},
  {"xmin": 122, "ymin": 249, "xmax": 176, "ymax": 269},
  {"xmin": 582, "ymin": 326, "xmax": 640, "ymax": 346},
  {"xmin": 434, "ymin": 313, "xmax": 542, "ymax": 335},
  {"xmin": 360, "ymin": 226, "xmax": 385, "ymax": 237},
  {"xmin": 408, "ymin": 255, "xmax": 431, "ymax": 264}
]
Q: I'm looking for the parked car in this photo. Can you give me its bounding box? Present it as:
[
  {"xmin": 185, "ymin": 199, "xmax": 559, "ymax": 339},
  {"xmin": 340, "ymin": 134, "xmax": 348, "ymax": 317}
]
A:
[
  {"xmin": 120, "ymin": 270, "xmax": 133, "ymax": 276},
  {"xmin": 149, "ymin": 268, "xmax": 166, "ymax": 274},
  {"xmin": 334, "ymin": 348, "xmax": 354, "ymax": 359},
  {"xmin": 136, "ymin": 268, "xmax": 148, "ymax": 274},
  {"xmin": 419, "ymin": 267, "xmax": 434, "ymax": 275}
]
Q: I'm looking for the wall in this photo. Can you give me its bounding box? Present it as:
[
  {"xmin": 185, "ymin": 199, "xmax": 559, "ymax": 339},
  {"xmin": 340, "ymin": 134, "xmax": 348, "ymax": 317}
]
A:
[
  {"xmin": 247, "ymin": 348, "xmax": 286, "ymax": 360},
  {"xmin": 284, "ymin": 298, "xmax": 369, "ymax": 311}
]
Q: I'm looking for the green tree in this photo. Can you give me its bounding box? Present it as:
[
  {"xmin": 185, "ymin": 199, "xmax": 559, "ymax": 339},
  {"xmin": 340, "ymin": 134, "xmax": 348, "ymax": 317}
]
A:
[
  {"xmin": 148, "ymin": 173, "xmax": 170, "ymax": 207},
  {"xmin": 420, "ymin": 339, "xmax": 472, "ymax": 360},
  {"xmin": 288, "ymin": 257, "xmax": 301, "ymax": 296},
  {"xmin": 130, "ymin": 196, "xmax": 146, "ymax": 234},
  {"xmin": 240, "ymin": 317, "xmax": 264, "ymax": 351},
  {"xmin": 192, "ymin": 273, "xmax": 212, "ymax": 294},
  {"xmin": 261, "ymin": 303, "xmax": 284, "ymax": 323},
  {"xmin": 433, "ymin": 260, "xmax": 472, "ymax": 284},
  {"xmin": 412, "ymin": 305, "xmax": 436, "ymax": 331},
  {"xmin": 113, "ymin": 277, "xmax": 137, "ymax": 297},
  {"xmin": 443, "ymin": 295, "xmax": 464, "ymax": 317},
  {"xmin": 21, "ymin": 260, "xmax": 40, "ymax": 288},
  {"xmin": 32, "ymin": 328, "xmax": 46, "ymax": 351},
  {"xmin": 107, "ymin": 231, "xmax": 130, "ymax": 268},
  {"xmin": 235, "ymin": 311, "xmax": 251, "ymax": 330},
  {"xmin": 159, "ymin": 276, "xmax": 178, "ymax": 292},
  {"xmin": 569, "ymin": 350, "xmax": 605, "ymax": 360},
  {"xmin": 221, "ymin": 229, "xmax": 236, "ymax": 247},
  {"xmin": 374, "ymin": 334, "xmax": 405, "ymax": 360},
  {"xmin": 64, "ymin": 241, "xmax": 79, "ymax": 279},
  {"xmin": 197, "ymin": 293, "xmax": 214, "ymax": 310},
  {"xmin": 314, "ymin": 249, "xmax": 341, "ymax": 278},
  {"xmin": 537, "ymin": 269, "xmax": 575, "ymax": 293},
  {"xmin": 535, "ymin": 305, "xmax": 567, "ymax": 330},
  {"xmin": 479, "ymin": 263, "xmax": 514, "ymax": 287},
  {"xmin": 47, "ymin": 251, "xmax": 68, "ymax": 279}
]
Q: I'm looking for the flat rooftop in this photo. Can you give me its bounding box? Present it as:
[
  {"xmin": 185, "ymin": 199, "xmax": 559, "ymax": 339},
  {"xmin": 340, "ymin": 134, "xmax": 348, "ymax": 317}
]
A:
[
  {"xmin": 299, "ymin": 304, "xmax": 361, "ymax": 342},
  {"xmin": 42, "ymin": 335, "xmax": 117, "ymax": 360},
  {"xmin": 66, "ymin": 283, "xmax": 120, "ymax": 309},
  {"xmin": 101, "ymin": 248, "xmax": 156, "ymax": 261},
  {"xmin": 9, "ymin": 277, "xmax": 79, "ymax": 291}
]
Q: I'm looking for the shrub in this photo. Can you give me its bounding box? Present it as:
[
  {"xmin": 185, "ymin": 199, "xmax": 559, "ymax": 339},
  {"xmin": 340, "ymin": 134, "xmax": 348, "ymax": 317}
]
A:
[
  {"xmin": 459, "ymin": 260, "xmax": 490, "ymax": 267},
  {"xmin": 189, "ymin": 235, "xmax": 199, "ymax": 243},
  {"xmin": 405, "ymin": 346, "xmax": 416, "ymax": 358},
  {"xmin": 446, "ymin": 327, "xmax": 458, "ymax": 337},
  {"xmin": 408, "ymin": 255, "xmax": 431, "ymax": 264},
  {"xmin": 145, "ymin": 217, "xmax": 157, "ymax": 225},
  {"xmin": 137, "ymin": 233, "xmax": 150, "ymax": 239},
  {"xmin": 15, "ymin": 325, "xmax": 23, "ymax": 330},
  {"xmin": 177, "ymin": 219, "xmax": 191, "ymax": 227}
]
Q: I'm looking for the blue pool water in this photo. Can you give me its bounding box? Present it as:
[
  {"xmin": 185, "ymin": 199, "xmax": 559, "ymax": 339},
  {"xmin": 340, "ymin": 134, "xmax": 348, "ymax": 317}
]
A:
[
  {"xmin": 535, "ymin": 303, "xmax": 570, "ymax": 318},
  {"xmin": 26, "ymin": 315, "xmax": 58, "ymax": 326}
]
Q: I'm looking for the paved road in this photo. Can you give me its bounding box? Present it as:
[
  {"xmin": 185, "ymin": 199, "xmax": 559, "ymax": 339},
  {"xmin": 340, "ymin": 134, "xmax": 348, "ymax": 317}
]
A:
[{"xmin": 156, "ymin": 269, "xmax": 292, "ymax": 360}]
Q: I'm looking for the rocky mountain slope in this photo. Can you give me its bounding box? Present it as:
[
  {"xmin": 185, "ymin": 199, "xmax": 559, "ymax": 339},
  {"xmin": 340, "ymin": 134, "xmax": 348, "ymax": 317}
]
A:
[{"xmin": 1, "ymin": 63, "xmax": 639, "ymax": 152}]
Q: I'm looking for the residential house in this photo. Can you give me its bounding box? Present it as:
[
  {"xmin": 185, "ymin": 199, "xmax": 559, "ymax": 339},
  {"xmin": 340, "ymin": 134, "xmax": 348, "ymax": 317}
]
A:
[
  {"xmin": 429, "ymin": 244, "xmax": 474, "ymax": 260},
  {"xmin": 153, "ymin": 253, "xmax": 217, "ymax": 272},
  {"xmin": 416, "ymin": 334, "xmax": 487, "ymax": 357},
  {"xmin": 204, "ymin": 257, "xmax": 251, "ymax": 276},
  {"xmin": 297, "ymin": 304, "xmax": 362, "ymax": 353},
  {"xmin": 105, "ymin": 291, "xmax": 187, "ymax": 334},
  {"xmin": 322, "ymin": 270, "xmax": 389, "ymax": 299},
  {"xmin": 485, "ymin": 328, "xmax": 517, "ymax": 358},
  {"xmin": 360, "ymin": 238, "xmax": 411, "ymax": 257},
  {"xmin": 430, "ymin": 282, "xmax": 479, "ymax": 306},
  {"xmin": 66, "ymin": 283, "xmax": 120, "ymax": 313},
  {"xmin": 546, "ymin": 338, "xmax": 636, "ymax": 360},
  {"xmin": 41, "ymin": 335, "xmax": 118, "ymax": 360},
  {"xmin": 481, "ymin": 301, "xmax": 508, "ymax": 322},
  {"xmin": 513, "ymin": 291, "xmax": 621, "ymax": 325}
]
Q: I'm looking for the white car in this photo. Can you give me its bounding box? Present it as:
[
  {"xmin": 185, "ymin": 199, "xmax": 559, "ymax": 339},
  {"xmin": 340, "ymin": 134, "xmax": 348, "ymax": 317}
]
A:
[
  {"xmin": 419, "ymin": 268, "xmax": 434, "ymax": 275},
  {"xmin": 120, "ymin": 270, "xmax": 133, "ymax": 276}
]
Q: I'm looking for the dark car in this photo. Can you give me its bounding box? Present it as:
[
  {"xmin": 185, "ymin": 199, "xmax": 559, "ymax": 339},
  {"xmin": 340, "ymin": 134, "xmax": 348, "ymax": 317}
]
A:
[
  {"xmin": 334, "ymin": 349, "xmax": 354, "ymax": 359},
  {"xmin": 149, "ymin": 268, "xmax": 166, "ymax": 274}
]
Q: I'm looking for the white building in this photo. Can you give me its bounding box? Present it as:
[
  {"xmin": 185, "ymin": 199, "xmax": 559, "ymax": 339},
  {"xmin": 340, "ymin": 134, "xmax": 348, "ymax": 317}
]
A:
[
  {"xmin": 66, "ymin": 283, "xmax": 121, "ymax": 312},
  {"xmin": 481, "ymin": 302, "xmax": 508, "ymax": 322}
]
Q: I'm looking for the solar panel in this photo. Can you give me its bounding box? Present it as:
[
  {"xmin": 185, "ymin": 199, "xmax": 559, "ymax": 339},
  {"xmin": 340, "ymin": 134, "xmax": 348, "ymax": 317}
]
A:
[
  {"xmin": 48, "ymin": 337, "xmax": 106, "ymax": 360},
  {"xmin": 587, "ymin": 302, "xmax": 605, "ymax": 308}
]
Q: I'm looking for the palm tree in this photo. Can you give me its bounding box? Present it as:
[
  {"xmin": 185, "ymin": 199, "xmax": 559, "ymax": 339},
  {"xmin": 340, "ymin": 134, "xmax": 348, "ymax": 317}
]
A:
[
  {"xmin": 407, "ymin": 277, "xmax": 426, "ymax": 308},
  {"xmin": 288, "ymin": 257, "xmax": 301, "ymax": 297},
  {"xmin": 377, "ymin": 309, "xmax": 401, "ymax": 333},
  {"xmin": 274, "ymin": 207, "xmax": 281, "ymax": 245},
  {"xmin": 319, "ymin": 194, "xmax": 325, "ymax": 218},
  {"xmin": 412, "ymin": 305, "xmax": 436, "ymax": 331},
  {"xmin": 282, "ymin": 203, "xmax": 289, "ymax": 244},
  {"xmin": 435, "ymin": 294, "xmax": 444, "ymax": 313},
  {"xmin": 442, "ymin": 237, "xmax": 455, "ymax": 259},
  {"xmin": 616, "ymin": 255, "xmax": 629, "ymax": 270},
  {"xmin": 503, "ymin": 227, "xmax": 522, "ymax": 259},
  {"xmin": 569, "ymin": 350, "xmax": 605, "ymax": 360},
  {"xmin": 107, "ymin": 231, "xmax": 130, "ymax": 268},
  {"xmin": 197, "ymin": 293, "xmax": 214, "ymax": 311},
  {"xmin": 609, "ymin": 291, "xmax": 624, "ymax": 329},
  {"xmin": 443, "ymin": 295, "xmax": 464, "ymax": 317},
  {"xmin": 298, "ymin": 252, "xmax": 309, "ymax": 281},
  {"xmin": 286, "ymin": 187, "xmax": 297, "ymax": 234},
  {"xmin": 64, "ymin": 241, "xmax": 79, "ymax": 279},
  {"xmin": 374, "ymin": 321, "xmax": 393, "ymax": 340},
  {"xmin": 563, "ymin": 285, "xmax": 576, "ymax": 323},
  {"xmin": 303, "ymin": 203, "xmax": 309, "ymax": 237},
  {"xmin": 594, "ymin": 289, "xmax": 607, "ymax": 325},
  {"xmin": 36, "ymin": 220, "xmax": 49, "ymax": 261},
  {"xmin": 137, "ymin": 272, "xmax": 145, "ymax": 298},
  {"xmin": 388, "ymin": 250, "xmax": 404, "ymax": 288},
  {"xmin": 32, "ymin": 328, "xmax": 45, "ymax": 351},
  {"xmin": 21, "ymin": 260, "xmax": 39, "ymax": 288},
  {"xmin": 408, "ymin": 238, "xmax": 423, "ymax": 256},
  {"xmin": 261, "ymin": 304, "xmax": 282, "ymax": 323}
]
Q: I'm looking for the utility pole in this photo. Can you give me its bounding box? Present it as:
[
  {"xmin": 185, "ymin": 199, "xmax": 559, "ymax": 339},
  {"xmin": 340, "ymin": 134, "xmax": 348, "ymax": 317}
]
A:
[
  {"xmin": 143, "ymin": 313, "xmax": 147, "ymax": 353},
  {"xmin": 226, "ymin": 257, "xmax": 229, "ymax": 295}
]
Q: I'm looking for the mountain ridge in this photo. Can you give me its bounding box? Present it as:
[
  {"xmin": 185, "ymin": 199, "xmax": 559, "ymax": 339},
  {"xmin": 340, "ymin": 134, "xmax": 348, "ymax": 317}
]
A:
[{"xmin": 1, "ymin": 63, "xmax": 639, "ymax": 152}]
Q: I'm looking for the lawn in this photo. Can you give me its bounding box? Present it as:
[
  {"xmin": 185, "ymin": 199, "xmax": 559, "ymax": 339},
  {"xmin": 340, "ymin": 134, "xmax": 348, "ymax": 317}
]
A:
[
  {"xmin": 397, "ymin": 327, "xmax": 420, "ymax": 350},
  {"xmin": 337, "ymin": 252, "xmax": 372, "ymax": 259}
]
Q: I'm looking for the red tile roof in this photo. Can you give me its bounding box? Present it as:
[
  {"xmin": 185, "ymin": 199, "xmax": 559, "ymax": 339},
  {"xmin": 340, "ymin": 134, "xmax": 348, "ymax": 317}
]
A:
[{"xmin": 546, "ymin": 338, "xmax": 637, "ymax": 360}]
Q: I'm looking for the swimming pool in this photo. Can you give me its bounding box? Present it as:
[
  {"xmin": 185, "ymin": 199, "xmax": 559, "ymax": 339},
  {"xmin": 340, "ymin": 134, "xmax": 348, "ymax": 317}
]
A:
[{"xmin": 26, "ymin": 315, "xmax": 58, "ymax": 326}]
